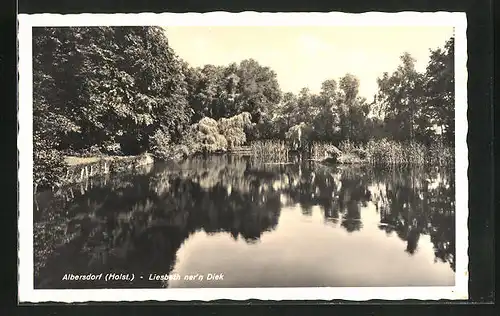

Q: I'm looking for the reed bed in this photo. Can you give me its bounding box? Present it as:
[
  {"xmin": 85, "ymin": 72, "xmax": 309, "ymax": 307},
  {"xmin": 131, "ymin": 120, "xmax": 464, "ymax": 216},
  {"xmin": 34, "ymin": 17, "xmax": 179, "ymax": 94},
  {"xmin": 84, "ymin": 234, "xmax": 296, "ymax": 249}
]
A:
[
  {"xmin": 428, "ymin": 141, "xmax": 455, "ymax": 166},
  {"xmin": 249, "ymin": 140, "xmax": 289, "ymax": 163},
  {"xmin": 364, "ymin": 139, "xmax": 425, "ymax": 166},
  {"xmin": 250, "ymin": 139, "xmax": 453, "ymax": 167},
  {"xmin": 314, "ymin": 139, "xmax": 453, "ymax": 167}
]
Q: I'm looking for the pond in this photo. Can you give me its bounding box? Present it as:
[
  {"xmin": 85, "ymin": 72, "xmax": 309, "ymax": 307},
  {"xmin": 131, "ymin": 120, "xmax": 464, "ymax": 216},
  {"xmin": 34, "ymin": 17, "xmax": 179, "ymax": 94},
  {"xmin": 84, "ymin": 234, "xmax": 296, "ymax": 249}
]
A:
[{"xmin": 33, "ymin": 154, "xmax": 455, "ymax": 288}]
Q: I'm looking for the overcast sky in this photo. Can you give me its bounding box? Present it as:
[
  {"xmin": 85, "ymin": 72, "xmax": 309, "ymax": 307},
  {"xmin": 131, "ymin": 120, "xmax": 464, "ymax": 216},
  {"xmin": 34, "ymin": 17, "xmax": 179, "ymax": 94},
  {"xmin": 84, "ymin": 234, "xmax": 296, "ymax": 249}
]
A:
[{"xmin": 164, "ymin": 26, "xmax": 454, "ymax": 100}]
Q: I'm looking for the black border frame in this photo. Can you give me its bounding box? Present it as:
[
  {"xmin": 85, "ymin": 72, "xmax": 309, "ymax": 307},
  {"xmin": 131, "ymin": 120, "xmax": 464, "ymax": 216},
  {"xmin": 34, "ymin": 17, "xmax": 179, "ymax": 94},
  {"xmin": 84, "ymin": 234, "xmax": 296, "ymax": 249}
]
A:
[{"xmin": 6, "ymin": 0, "xmax": 495, "ymax": 313}]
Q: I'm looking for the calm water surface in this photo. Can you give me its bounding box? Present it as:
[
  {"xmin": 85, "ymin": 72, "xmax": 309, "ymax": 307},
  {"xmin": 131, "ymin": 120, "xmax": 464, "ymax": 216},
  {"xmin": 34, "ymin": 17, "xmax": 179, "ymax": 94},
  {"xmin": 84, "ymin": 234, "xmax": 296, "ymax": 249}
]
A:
[{"xmin": 34, "ymin": 155, "xmax": 455, "ymax": 288}]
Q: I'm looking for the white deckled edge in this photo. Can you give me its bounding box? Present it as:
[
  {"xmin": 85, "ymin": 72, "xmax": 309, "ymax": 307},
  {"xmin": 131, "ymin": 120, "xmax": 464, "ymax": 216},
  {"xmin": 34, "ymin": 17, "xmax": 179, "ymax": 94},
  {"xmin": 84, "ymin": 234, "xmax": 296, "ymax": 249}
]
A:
[
  {"xmin": 18, "ymin": 20, "xmax": 34, "ymax": 303},
  {"xmin": 17, "ymin": 11, "xmax": 468, "ymax": 303},
  {"xmin": 19, "ymin": 12, "xmax": 465, "ymax": 27},
  {"xmin": 453, "ymin": 15, "xmax": 469, "ymax": 300}
]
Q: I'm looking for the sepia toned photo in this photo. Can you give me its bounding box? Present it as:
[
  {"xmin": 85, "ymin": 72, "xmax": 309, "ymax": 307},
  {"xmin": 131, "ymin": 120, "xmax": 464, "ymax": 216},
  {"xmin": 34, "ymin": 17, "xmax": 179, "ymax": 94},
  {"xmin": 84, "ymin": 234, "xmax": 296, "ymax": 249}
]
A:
[{"xmin": 18, "ymin": 12, "xmax": 468, "ymax": 302}]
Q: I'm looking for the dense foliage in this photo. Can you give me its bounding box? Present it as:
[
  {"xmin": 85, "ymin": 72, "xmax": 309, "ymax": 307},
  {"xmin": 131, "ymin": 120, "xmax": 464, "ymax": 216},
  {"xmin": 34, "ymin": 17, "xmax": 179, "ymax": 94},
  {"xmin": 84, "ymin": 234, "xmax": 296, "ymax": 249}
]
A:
[
  {"xmin": 258, "ymin": 38, "xmax": 454, "ymax": 147},
  {"xmin": 186, "ymin": 60, "xmax": 281, "ymax": 123},
  {"xmin": 179, "ymin": 112, "xmax": 253, "ymax": 155},
  {"xmin": 181, "ymin": 117, "xmax": 228, "ymax": 154},
  {"xmin": 32, "ymin": 26, "xmax": 455, "ymax": 187}
]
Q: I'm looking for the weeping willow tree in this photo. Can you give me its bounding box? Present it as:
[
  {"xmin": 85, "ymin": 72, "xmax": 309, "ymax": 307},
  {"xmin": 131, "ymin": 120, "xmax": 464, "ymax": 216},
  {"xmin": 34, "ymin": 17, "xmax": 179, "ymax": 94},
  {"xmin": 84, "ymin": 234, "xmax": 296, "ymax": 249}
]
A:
[
  {"xmin": 285, "ymin": 122, "xmax": 313, "ymax": 151},
  {"xmin": 217, "ymin": 112, "xmax": 253, "ymax": 149},
  {"xmin": 181, "ymin": 117, "xmax": 228, "ymax": 154},
  {"xmin": 180, "ymin": 112, "xmax": 253, "ymax": 154}
]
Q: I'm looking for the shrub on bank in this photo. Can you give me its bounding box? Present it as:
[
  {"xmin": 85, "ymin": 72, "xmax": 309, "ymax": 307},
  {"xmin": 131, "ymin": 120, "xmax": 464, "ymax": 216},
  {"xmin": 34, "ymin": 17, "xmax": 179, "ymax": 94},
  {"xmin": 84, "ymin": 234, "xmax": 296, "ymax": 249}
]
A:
[
  {"xmin": 311, "ymin": 142, "xmax": 342, "ymax": 161},
  {"xmin": 33, "ymin": 137, "xmax": 66, "ymax": 191},
  {"xmin": 339, "ymin": 141, "xmax": 369, "ymax": 162},
  {"xmin": 149, "ymin": 129, "xmax": 173, "ymax": 161}
]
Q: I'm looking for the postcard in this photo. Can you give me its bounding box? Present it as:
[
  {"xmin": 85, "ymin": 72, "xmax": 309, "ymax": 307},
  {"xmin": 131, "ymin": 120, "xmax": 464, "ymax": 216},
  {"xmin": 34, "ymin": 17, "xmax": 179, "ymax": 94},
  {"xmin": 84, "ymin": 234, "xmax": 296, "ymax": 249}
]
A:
[{"xmin": 18, "ymin": 11, "xmax": 468, "ymax": 302}]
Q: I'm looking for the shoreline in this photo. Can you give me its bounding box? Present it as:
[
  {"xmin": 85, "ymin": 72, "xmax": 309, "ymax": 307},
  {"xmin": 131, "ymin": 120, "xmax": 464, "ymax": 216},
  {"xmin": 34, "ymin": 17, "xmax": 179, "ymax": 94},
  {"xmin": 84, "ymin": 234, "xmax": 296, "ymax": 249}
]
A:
[
  {"xmin": 35, "ymin": 153, "xmax": 155, "ymax": 193},
  {"xmin": 35, "ymin": 146, "xmax": 454, "ymax": 194}
]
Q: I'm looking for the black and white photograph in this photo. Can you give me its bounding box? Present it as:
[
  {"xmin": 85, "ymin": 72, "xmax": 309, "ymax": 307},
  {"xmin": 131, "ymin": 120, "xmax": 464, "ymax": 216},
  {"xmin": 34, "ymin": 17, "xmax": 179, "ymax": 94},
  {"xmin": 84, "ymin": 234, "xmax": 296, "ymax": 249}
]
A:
[{"xmin": 18, "ymin": 12, "xmax": 468, "ymax": 302}]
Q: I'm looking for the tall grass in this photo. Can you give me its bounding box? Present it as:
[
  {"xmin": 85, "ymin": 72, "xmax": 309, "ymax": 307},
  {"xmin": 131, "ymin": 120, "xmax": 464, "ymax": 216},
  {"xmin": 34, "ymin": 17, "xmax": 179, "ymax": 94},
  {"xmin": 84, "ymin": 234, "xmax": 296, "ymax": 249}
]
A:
[
  {"xmin": 250, "ymin": 140, "xmax": 289, "ymax": 163},
  {"xmin": 313, "ymin": 139, "xmax": 453, "ymax": 167},
  {"xmin": 428, "ymin": 140, "xmax": 455, "ymax": 166},
  {"xmin": 364, "ymin": 139, "xmax": 426, "ymax": 166},
  {"xmin": 250, "ymin": 138, "xmax": 453, "ymax": 166}
]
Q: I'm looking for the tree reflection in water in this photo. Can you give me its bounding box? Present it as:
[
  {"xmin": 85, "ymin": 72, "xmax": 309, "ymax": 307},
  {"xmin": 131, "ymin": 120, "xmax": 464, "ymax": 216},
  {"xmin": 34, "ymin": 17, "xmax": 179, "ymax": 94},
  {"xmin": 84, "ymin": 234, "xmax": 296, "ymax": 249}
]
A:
[{"xmin": 34, "ymin": 155, "xmax": 455, "ymax": 288}]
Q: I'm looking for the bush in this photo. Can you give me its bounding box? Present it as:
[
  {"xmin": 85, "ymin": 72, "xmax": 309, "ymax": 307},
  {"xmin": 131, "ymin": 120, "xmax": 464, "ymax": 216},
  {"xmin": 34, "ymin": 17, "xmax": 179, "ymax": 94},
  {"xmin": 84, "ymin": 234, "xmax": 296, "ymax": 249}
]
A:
[
  {"xmin": 337, "ymin": 140, "xmax": 369, "ymax": 162},
  {"xmin": 33, "ymin": 136, "xmax": 66, "ymax": 190},
  {"xmin": 311, "ymin": 142, "xmax": 342, "ymax": 160},
  {"xmin": 172, "ymin": 144, "xmax": 190, "ymax": 159},
  {"xmin": 102, "ymin": 141, "xmax": 122, "ymax": 155},
  {"xmin": 149, "ymin": 129, "xmax": 173, "ymax": 160}
]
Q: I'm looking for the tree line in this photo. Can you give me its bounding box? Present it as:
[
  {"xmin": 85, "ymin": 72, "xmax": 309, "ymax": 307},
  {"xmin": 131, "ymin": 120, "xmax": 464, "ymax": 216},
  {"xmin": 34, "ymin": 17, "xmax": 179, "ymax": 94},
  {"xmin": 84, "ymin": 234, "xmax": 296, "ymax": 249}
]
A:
[
  {"xmin": 254, "ymin": 40, "xmax": 454, "ymax": 147},
  {"xmin": 33, "ymin": 26, "xmax": 454, "ymax": 186}
]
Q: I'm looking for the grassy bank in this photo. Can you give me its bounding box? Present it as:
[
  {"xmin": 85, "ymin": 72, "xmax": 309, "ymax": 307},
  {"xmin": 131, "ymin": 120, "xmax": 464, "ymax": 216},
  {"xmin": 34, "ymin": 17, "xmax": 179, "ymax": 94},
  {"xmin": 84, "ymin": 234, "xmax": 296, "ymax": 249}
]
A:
[
  {"xmin": 34, "ymin": 153, "xmax": 154, "ymax": 192},
  {"xmin": 35, "ymin": 137, "xmax": 452, "ymax": 192}
]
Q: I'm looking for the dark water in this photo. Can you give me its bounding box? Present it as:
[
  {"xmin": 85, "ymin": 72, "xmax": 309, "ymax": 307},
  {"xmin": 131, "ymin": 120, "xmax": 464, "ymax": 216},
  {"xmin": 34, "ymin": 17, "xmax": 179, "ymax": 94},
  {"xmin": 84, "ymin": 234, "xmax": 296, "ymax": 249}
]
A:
[{"xmin": 34, "ymin": 155, "xmax": 455, "ymax": 288}]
